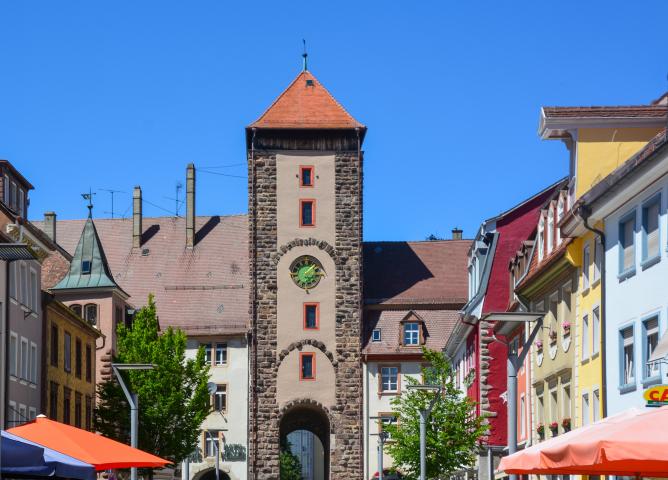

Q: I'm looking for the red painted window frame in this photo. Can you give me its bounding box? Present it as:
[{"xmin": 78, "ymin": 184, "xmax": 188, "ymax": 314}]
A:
[
  {"xmin": 300, "ymin": 199, "xmax": 316, "ymax": 227},
  {"xmin": 303, "ymin": 303, "xmax": 320, "ymax": 330},
  {"xmin": 299, "ymin": 352, "xmax": 316, "ymax": 381},
  {"xmin": 300, "ymin": 166, "xmax": 314, "ymax": 187}
]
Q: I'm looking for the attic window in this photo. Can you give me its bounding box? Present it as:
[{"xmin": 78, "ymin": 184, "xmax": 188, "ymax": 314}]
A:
[
  {"xmin": 372, "ymin": 329, "xmax": 381, "ymax": 342},
  {"xmin": 403, "ymin": 322, "xmax": 420, "ymax": 346},
  {"xmin": 305, "ymin": 79, "xmax": 314, "ymax": 87},
  {"xmin": 81, "ymin": 260, "xmax": 91, "ymax": 275}
]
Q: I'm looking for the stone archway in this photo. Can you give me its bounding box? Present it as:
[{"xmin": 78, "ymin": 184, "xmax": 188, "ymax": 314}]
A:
[
  {"xmin": 280, "ymin": 402, "xmax": 330, "ymax": 480},
  {"xmin": 194, "ymin": 468, "xmax": 231, "ymax": 480}
]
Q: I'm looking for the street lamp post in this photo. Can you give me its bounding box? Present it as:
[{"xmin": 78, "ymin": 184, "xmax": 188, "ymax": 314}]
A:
[
  {"xmin": 111, "ymin": 363, "xmax": 155, "ymax": 480},
  {"xmin": 486, "ymin": 312, "xmax": 544, "ymax": 480},
  {"xmin": 370, "ymin": 417, "xmax": 390, "ymax": 480},
  {"xmin": 407, "ymin": 384, "xmax": 442, "ymax": 480}
]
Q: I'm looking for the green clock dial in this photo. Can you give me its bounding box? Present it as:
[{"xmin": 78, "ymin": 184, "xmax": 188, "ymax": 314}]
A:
[{"xmin": 290, "ymin": 256, "xmax": 325, "ymax": 290}]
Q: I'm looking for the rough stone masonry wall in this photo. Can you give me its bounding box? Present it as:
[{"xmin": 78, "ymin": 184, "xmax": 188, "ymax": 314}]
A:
[
  {"xmin": 331, "ymin": 151, "xmax": 363, "ymax": 478},
  {"xmin": 248, "ymin": 152, "xmax": 280, "ymax": 479},
  {"xmin": 248, "ymin": 150, "xmax": 364, "ymax": 479}
]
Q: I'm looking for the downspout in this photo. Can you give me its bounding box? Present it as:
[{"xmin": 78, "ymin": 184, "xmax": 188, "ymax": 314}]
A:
[
  {"xmin": 579, "ymin": 205, "xmax": 607, "ymax": 418},
  {"xmin": 2, "ymin": 260, "xmax": 9, "ymax": 428}
]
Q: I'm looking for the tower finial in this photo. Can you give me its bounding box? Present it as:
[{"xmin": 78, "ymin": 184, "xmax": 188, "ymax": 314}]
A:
[
  {"xmin": 302, "ymin": 39, "xmax": 308, "ymax": 72},
  {"xmin": 81, "ymin": 188, "xmax": 95, "ymax": 218}
]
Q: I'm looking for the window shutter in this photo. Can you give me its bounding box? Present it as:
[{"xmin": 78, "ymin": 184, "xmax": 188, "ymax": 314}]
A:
[
  {"xmin": 622, "ymin": 326, "xmax": 634, "ymax": 346},
  {"xmin": 623, "ymin": 219, "xmax": 634, "ymax": 270},
  {"xmin": 647, "ymin": 202, "xmax": 659, "ymax": 258},
  {"xmin": 646, "ymin": 317, "xmax": 659, "ymax": 335}
]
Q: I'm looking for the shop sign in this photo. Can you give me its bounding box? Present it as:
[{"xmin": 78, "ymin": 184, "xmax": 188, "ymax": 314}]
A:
[{"xmin": 644, "ymin": 385, "xmax": 668, "ymax": 407}]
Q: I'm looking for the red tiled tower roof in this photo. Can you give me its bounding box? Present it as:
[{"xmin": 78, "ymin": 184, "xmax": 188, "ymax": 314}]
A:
[{"xmin": 248, "ymin": 70, "xmax": 365, "ymax": 130}]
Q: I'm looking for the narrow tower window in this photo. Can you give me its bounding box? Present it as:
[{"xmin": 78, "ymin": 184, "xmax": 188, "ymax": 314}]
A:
[
  {"xmin": 300, "ymin": 352, "xmax": 315, "ymax": 380},
  {"xmin": 304, "ymin": 303, "xmax": 319, "ymax": 329},
  {"xmin": 300, "ymin": 166, "xmax": 314, "ymax": 187},
  {"xmin": 300, "ymin": 199, "xmax": 315, "ymax": 227}
]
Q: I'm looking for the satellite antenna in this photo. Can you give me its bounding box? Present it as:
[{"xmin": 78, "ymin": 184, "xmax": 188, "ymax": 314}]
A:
[
  {"xmin": 100, "ymin": 188, "xmax": 125, "ymax": 219},
  {"xmin": 207, "ymin": 382, "xmax": 217, "ymax": 395}
]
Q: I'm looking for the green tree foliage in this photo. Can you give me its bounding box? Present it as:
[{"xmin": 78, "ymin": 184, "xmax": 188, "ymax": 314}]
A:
[
  {"xmin": 279, "ymin": 438, "xmax": 303, "ymax": 480},
  {"xmin": 384, "ymin": 348, "xmax": 488, "ymax": 479},
  {"xmin": 95, "ymin": 295, "xmax": 210, "ymax": 465}
]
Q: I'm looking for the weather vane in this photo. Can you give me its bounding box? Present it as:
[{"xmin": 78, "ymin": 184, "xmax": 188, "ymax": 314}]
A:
[
  {"xmin": 81, "ymin": 188, "xmax": 96, "ymax": 217},
  {"xmin": 302, "ymin": 39, "xmax": 308, "ymax": 72}
]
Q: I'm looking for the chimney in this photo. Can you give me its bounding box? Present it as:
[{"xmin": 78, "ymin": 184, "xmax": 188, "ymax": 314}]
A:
[
  {"xmin": 133, "ymin": 186, "xmax": 142, "ymax": 249},
  {"xmin": 186, "ymin": 163, "xmax": 195, "ymax": 248},
  {"xmin": 452, "ymin": 227, "xmax": 463, "ymax": 240},
  {"xmin": 43, "ymin": 212, "xmax": 56, "ymax": 243}
]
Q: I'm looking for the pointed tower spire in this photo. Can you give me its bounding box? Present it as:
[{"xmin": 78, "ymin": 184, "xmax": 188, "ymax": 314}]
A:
[{"xmin": 52, "ymin": 209, "xmax": 119, "ymax": 290}]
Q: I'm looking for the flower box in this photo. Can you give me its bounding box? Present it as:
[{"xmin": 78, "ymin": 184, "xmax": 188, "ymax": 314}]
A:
[{"xmin": 562, "ymin": 417, "xmax": 571, "ymax": 431}]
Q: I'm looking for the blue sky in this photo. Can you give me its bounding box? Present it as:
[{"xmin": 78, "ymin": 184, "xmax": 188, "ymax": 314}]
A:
[{"xmin": 2, "ymin": 1, "xmax": 667, "ymax": 241}]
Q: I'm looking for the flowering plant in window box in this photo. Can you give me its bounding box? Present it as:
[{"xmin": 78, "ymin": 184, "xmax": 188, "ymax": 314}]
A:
[
  {"xmin": 549, "ymin": 421, "xmax": 559, "ymax": 435},
  {"xmin": 562, "ymin": 322, "xmax": 571, "ymax": 335},
  {"xmin": 536, "ymin": 423, "xmax": 545, "ymax": 438},
  {"xmin": 549, "ymin": 330, "xmax": 558, "ymax": 343},
  {"xmin": 562, "ymin": 417, "xmax": 571, "ymax": 431}
]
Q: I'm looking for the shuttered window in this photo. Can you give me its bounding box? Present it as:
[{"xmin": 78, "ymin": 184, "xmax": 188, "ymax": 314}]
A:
[
  {"xmin": 643, "ymin": 197, "xmax": 660, "ymax": 262},
  {"xmin": 619, "ymin": 215, "xmax": 635, "ymax": 274},
  {"xmin": 620, "ymin": 326, "xmax": 635, "ymax": 387},
  {"xmin": 644, "ymin": 317, "xmax": 660, "ymax": 380}
]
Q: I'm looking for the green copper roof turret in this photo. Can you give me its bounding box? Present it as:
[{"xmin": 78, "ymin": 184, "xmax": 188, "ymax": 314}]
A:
[{"xmin": 52, "ymin": 214, "xmax": 118, "ymax": 290}]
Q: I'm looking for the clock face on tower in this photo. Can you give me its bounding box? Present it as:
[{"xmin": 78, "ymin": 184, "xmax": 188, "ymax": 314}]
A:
[{"xmin": 290, "ymin": 256, "xmax": 325, "ymax": 291}]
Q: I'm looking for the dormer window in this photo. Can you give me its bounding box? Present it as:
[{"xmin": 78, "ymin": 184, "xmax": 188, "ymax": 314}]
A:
[
  {"xmin": 403, "ymin": 322, "xmax": 420, "ymax": 346},
  {"xmin": 81, "ymin": 260, "xmax": 91, "ymax": 274},
  {"xmin": 547, "ymin": 209, "xmax": 554, "ymax": 254},
  {"xmin": 372, "ymin": 329, "xmax": 381, "ymax": 342},
  {"xmin": 537, "ymin": 216, "xmax": 545, "ymax": 262}
]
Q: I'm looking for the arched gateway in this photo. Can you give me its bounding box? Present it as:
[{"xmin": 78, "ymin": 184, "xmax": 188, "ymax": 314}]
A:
[
  {"xmin": 248, "ymin": 67, "xmax": 365, "ymax": 479},
  {"xmin": 280, "ymin": 403, "xmax": 330, "ymax": 480}
]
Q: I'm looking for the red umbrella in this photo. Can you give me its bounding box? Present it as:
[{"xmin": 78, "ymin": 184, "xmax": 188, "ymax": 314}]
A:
[
  {"xmin": 499, "ymin": 407, "xmax": 668, "ymax": 477},
  {"xmin": 9, "ymin": 416, "xmax": 170, "ymax": 471}
]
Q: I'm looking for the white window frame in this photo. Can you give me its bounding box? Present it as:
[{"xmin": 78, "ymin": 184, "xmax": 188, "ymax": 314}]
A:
[
  {"xmin": 372, "ymin": 328, "xmax": 381, "ymax": 342},
  {"xmin": 30, "ymin": 342, "xmax": 37, "ymax": 383},
  {"xmin": 213, "ymin": 384, "xmax": 227, "ymax": 412},
  {"xmin": 618, "ymin": 211, "xmax": 636, "ymax": 277},
  {"xmin": 581, "ymin": 392, "xmax": 590, "ymax": 426},
  {"xmin": 620, "ymin": 324, "xmax": 635, "ymax": 390},
  {"xmin": 593, "ymin": 237, "xmax": 602, "ymax": 283},
  {"xmin": 643, "ymin": 315, "xmax": 661, "ymax": 382},
  {"xmin": 592, "ymin": 306, "xmax": 600, "ymax": 356},
  {"xmin": 403, "ymin": 322, "xmax": 420, "ymax": 346},
  {"xmin": 547, "ymin": 209, "xmax": 554, "ymax": 254},
  {"xmin": 582, "ymin": 243, "xmax": 590, "ymax": 290},
  {"xmin": 380, "ymin": 366, "xmax": 399, "ymax": 393},
  {"xmin": 9, "ymin": 332, "xmax": 18, "ymax": 377},
  {"xmin": 215, "ymin": 343, "xmax": 227, "ymax": 366},
  {"xmin": 592, "ymin": 389, "xmax": 600, "ymax": 423},
  {"xmin": 582, "ymin": 314, "xmax": 590, "ymax": 361},
  {"xmin": 20, "ymin": 337, "xmax": 29, "ymax": 380},
  {"xmin": 29, "ymin": 268, "xmax": 37, "ymax": 311},
  {"xmin": 538, "ymin": 216, "xmax": 545, "ymax": 261}
]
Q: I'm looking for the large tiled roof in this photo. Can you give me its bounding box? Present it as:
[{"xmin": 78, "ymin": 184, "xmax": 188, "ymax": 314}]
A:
[
  {"xmin": 542, "ymin": 105, "xmax": 667, "ymax": 119},
  {"xmin": 362, "ymin": 309, "xmax": 460, "ymax": 355},
  {"xmin": 36, "ymin": 215, "xmax": 249, "ymax": 335},
  {"xmin": 363, "ymin": 240, "xmax": 470, "ymax": 306},
  {"xmin": 248, "ymin": 71, "xmax": 364, "ymax": 130}
]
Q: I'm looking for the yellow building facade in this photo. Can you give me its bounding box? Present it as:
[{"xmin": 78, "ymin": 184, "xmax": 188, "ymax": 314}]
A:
[
  {"xmin": 42, "ymin": 292, "xmax": 100, "ymax": 430},
  {"xmin": 541, "ymin": 96, "xmax": 666, "ymax": 429}
]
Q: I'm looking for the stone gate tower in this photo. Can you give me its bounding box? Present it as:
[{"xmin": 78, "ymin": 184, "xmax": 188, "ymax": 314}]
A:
[{"xmin": 247, "ymin": 67, "xmax": 365, "ymax": 479}]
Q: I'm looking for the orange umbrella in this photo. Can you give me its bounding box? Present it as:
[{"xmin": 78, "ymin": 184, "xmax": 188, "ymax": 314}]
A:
[
  {"xmin": 9, "ymin": 416, "xmax": 170, "ymax": 471},
  {"xmin": 499, "ymin": 407, "xmax": 668, "ymax": 477}
]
